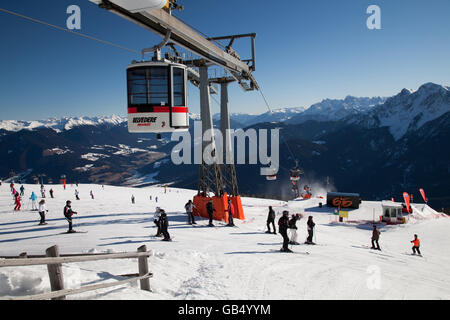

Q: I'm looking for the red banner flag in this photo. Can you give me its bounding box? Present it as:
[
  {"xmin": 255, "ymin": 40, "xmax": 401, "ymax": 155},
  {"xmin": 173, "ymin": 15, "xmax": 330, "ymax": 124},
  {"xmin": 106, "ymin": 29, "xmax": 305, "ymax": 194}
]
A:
[
  {"xmin": 403, "ymin": 192, "xmax": 411, "ymax": 212},
  {"xmin": 419, "ymin": 188, "xmax": 428, "ymax": 203}
]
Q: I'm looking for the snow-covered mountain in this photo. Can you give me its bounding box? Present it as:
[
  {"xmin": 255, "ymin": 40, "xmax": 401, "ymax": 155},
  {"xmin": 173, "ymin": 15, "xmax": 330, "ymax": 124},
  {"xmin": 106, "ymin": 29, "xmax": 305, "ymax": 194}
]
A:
[
  {"xmin": 0, "ymin": 115, "xmax": 126, "ymax": 133},
  {"xmin": 352, "ymin": 83, "xmax": 450, "ymax": 140},
  {"xmin": 285, "ymin": 96, "xmax": 386, "ymax": 125}
]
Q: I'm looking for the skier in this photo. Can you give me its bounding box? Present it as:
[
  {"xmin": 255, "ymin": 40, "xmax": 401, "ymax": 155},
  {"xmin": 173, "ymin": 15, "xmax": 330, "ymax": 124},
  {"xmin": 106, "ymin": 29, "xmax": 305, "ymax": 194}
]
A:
[
  {"xmin": 288, "ymin": 214, "xmax": 302, "ymax": 245},
  {"xmin": 38, "ymin": 199, "xmax": 48, "ymax": 225},
  {"xmin": 278, "ymin": 211, "xmax": 292, "ymax": 252},
  {"xmin": 90, "ymin": 190, "xmax": 94, "ymax": 199},
  {"xmin": 226, "ymin": 199, "xmax": 235, "ymax": 227},
  {"xmin": 64, "ymin": 200, "xmax": 78, "ymax": 233},
  {"xmin": 75, "ymin": 189, "xmax": 80, "ymax": 200},
  {"xmin": 131, "ymin": 195, "xmax": 135, "ymax": 204},
  {"xmin": 155, "ymin": 196, "xmax": 158, "ymax": 203},
  {"xmin": 49, "ymin": 188, "xmax": 54, "ymax": 198},
  {"xmin": 371, "ymin": 225, "xmax": 381, "ymax": 251},
  {"xmin": 266, "ymin": 206, "xmax": 277, "ymax": 234},
  {"xmin": 184, "ymin": 200, "xmax": 197, "ymax": 225},
  {"xmin": 14, "ymin": 193, "xmax": 21, "ymax": 211},
  {"xmin": 20, "ymin": 185, "xmax": 25, "ymax": 196},
  {"xmin": 30, "ymin": 191, "xmax": 38, "ymax": 211},
  {"xmin": 153, "ymin": 207, "xmax": 162, "ymax": 237},
  {"xmin": 10, "ymin": 182, "xmax": 14, "ymax": 192},
  {"xmin": 305, "ymin": 216, "xmax": 316, "ymax": 245},
  {"xmin": 411, "ymin": 234, "xmax": 421, "ymax": 256},
  {"xmin": 160, "ymin": 209, "xmax": 171, "ymax": 241},
  {"xmin": 40, "ymin": 185, "xmax": 46, "ymax": 198},
  {"xmin": 206, "ymin": 200, "xmax": 216, "ymax": 227}
]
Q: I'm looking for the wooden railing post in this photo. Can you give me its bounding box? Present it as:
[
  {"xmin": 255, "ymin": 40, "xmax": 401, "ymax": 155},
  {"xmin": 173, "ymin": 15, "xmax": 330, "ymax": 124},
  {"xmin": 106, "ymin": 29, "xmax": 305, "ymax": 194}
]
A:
[
  {"xmin": 46, "ymin": 245, "xmax": 65, "ymax": 300},
  {"xmin": 137, "ymin": 245, "xmax": 151, "ymax": 292}
]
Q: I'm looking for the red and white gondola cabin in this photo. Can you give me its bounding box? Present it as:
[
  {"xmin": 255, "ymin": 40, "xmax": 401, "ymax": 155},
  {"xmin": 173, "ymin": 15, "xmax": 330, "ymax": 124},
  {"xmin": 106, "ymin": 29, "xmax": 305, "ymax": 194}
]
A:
[{"xmin": 127, "ymin": 61, "xmax": 189, "ymax": 134}]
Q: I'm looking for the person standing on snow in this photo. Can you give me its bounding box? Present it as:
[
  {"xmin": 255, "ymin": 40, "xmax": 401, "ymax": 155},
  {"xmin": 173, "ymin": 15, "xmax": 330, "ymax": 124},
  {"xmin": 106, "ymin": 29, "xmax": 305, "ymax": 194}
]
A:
[
  {"xmin": 160, "ymin": 209, "xmax": 171, "ymax": 241},
  {"xmin": 305, "ymin": 216, "xmax": 316, "ymax": 245},
  {"xmin": 38, "ymin": 199, "xmax": 48, "ymax": 225},
  {"xmin": 74, "ymin": 189, "xmax": 80, "ymax": 200},
  {"xmin": 30, "ymin": 191, "xmax": 38, "ymax": 211},
  {"xmin": 49, "ymin": 188, "xmax": 54, "ymax": 198},
  {"xmin": 90, "ymin": 190, "xmax": 94, "ymax": 200},
  {"xmin": 20, "ymin": 185, "xmax": 25, "ymax": 196},
  {"xmin": 40, "ymin": 185, "xmax": 46, "ymax": 198},
  {"xmin": 411, "ymin": 234, "xmax": 421, "ymax": 256},
  {"xmin": 206, "ymin": 200, "xmax": 216, "ymax": 227},
  {"xmin": 266, "ymin": 206, "xmax": 276, "ymax": 234},
  {"xmin": 288, "ymin": 214, "xmax": 302, "ymax": 245},
  {"xmin": 278, "ymin": 211, "xmax": 292, "ymax": 252},
  {"xmin": 184, "ymin": 200, "xmax": 197, "ymax": 225},
  {"xmin": 131, "ymin": 195, "xmax": 135, "ymax": 204},
  {"xmin": 371, "ymin": 225, "xmax": 381, "ymax": 251},
  {"xmin": 14, "ymin": 193, "xmax": 22, "ymax": 211},
  {"xmin": 64, "ymin": 200, "xmax": 78, "ymax": 233},
  {"xmin": 226, "ymin": 199, "xmax": 235, "ymax": 227},
  {"xmin": 153, "ymin": 207, "xmax": 162, "ymax": 237}
]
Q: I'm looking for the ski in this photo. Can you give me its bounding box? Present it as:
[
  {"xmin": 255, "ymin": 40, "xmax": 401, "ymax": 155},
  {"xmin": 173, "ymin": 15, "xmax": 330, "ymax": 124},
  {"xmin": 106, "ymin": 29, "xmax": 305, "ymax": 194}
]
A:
[{"xmin": 270, "ymin": 249, "xmax": 310, "ymax": 255}]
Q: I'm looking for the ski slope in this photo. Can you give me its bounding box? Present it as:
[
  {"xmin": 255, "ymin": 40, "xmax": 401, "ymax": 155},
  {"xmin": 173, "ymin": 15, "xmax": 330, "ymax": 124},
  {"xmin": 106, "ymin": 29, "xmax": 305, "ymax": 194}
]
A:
[{"xmin": 0, "ymin": 183, "xmax": 449, "ymax": 300}]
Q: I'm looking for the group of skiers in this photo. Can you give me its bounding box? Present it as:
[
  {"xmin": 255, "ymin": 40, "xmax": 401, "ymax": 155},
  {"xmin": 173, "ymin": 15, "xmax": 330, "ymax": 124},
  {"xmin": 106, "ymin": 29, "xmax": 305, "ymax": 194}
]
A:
[
  {"xmin": 371, "ymin": 225, "xmax": 422, "ymax": 256},
  {"xmin": 153, "ymin": 207, "xmax": 171, "ymax": 241}
]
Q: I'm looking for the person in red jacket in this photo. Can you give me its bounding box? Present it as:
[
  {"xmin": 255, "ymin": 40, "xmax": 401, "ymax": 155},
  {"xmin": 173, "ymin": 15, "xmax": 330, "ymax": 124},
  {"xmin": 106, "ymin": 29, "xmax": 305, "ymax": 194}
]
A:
[
  {"xmin": 226, "ymin": 199, "xmax": 235, "ymax": 227},
  {"xmin": 14, "ymin": 194, "xmax": 21, "ymax": 211},
  {"xmin": 411, "ymin": 234, "xmax": 421, "ymax": 255},
  {"xmin": 64, "ymin": 200, "xmax": 78, "ymax": 233}
]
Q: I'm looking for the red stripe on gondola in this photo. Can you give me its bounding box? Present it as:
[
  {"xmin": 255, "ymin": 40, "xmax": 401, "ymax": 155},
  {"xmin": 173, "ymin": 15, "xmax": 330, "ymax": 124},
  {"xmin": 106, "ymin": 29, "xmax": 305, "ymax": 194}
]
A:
[{"xmin": 128, "ymin": 107, "xmax": 188, "ymax": 114}]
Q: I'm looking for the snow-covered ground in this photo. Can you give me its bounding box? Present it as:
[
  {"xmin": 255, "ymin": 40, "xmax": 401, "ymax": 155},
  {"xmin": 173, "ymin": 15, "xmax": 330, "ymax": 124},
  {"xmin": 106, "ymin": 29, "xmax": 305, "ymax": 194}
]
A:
[{"xmin": 0, "ymin": 183, "xmax": 449, "ymax": 300}]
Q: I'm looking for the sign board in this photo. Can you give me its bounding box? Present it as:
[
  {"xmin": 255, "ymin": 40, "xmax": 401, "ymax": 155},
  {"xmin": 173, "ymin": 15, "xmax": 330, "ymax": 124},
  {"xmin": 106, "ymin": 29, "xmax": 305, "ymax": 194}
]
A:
[{"xmin": 339, "ymin": 211, "xmax": 349, "ymax": 218}]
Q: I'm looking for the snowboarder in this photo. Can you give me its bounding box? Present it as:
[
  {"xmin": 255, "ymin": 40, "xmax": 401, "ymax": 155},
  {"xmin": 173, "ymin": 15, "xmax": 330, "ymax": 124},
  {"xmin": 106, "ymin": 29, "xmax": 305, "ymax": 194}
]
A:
[
  {"xmin": 153, "ymin": 207, "xmax": 162, "ymax": 237},
  {"xmin": 30, "ymin": 192, "xmax": 38, "ymax": 211},
  {"xmin": 131, "ymin": 195, "xmax": 135, "ymax": 204},
  {"xmin": 371, "ymin": 225, "xmax": 381, "ymax": 251},
  {"xmin": 288, "ymin": 214, "xmax": 302, "ymax": 245},
  {"xmin": 266, "ymin": 206, "xmax": 276, "ymax": 234},
  {"xmin": 278, "ymin": 211, "xmax": 292, "ymax": 252},
  {"xmin": 305, "ymin": 216, "xmax": 316, "ymax": 245},
  {"xmin": 184, "ymin": 200, "xmax": 197, "ymax": 225},
  {"xmin": 64, "ymin": 200, "xmax": 78, "ymax": 233},
  {"xmin": 49, "ymin": 188, "xmax": 54, "ymax": 198},
  {"xmin": 90, "ymin": 190, "xmax": 94, "ymax": 199},
  {"xmin": 206, "ymin": 200, "xmax": 216, "ymax": 227},
  {"xmin": 14, "ymin": 193, "xmax": 21, "ymax": 211},
  {"xmin": 38, "ymin": 199, "xmax": 48, "ymax": 225},
  {"xmin": 20, "ymin": 185, "xmax": 25, "ymax": 196},
  {"xmin": 226, "ymin": 199, "xmax": 235, "ymax": 227},
  {"xmin": 411, "ymin": 234, "xmax": 421, "ymax": 256},
  {"xmin": 160, "ymin": 209, "xmax": 171, "ymax": 241}
]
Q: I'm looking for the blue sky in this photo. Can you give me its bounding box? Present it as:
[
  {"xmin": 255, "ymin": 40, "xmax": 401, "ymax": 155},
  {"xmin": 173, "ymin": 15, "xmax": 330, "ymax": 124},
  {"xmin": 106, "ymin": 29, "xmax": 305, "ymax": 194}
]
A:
[{"xmin": 0, "ymin": 0, "xmax": 449, "ymax": 120}]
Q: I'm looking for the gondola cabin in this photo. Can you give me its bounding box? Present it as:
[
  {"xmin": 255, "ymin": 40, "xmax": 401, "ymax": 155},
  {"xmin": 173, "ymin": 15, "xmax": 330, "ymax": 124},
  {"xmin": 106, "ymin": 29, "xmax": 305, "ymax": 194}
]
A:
[
  {"xmin": 127, "ymin": 61, "xmax": 189, "ymax": 134},
  {"xmin": 266, "ymin": 174, "xmax": 277, "ymax": 181}
]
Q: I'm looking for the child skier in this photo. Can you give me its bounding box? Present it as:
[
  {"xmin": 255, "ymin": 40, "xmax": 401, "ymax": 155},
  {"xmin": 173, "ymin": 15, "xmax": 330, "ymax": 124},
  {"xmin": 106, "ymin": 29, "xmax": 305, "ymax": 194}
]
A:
[
  {"xmin": 226, "ymin": 199, "xmax": 235, "ymax": 227},
  {"xmin": 160, "ymin": 209, "xmax": 171, "ymax": 241},
  {"xmin": 30, "ymin": 192, "xmax": 38, "ymax": 211},
  {"xmin": 14, "ymin": 193, "xmax": 21, "ymax": 211},
  {"xmin": 184, "ymin": 200, "xmax": 197, "ymax": 225},
  {"xmin": 288, "ymin": 214, "xmax": 302, "ymax": 245},
  {"xmin": 153, "ymin": 207, "xmax": 162, "ymax": 237},
  {"xmin": 411, "ymin": 234, "xmax": 421, "ymax": 256},
  {"xmin": 38, "ymin": 199, "xmax": 48, "ymax": 225},
  {"xmin": 64, "ymin": 200, "xmax": 78, "ymax": 233},
  {"xmin": 371, "ymin": 225, "xmax": 381, "ymax": 251}
]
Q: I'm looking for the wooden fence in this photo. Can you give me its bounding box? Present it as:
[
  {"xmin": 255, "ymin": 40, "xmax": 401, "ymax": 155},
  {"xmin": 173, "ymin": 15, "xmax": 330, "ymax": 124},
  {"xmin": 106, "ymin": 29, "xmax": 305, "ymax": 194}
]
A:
[{"xmin": 0, "ymin": 245, "xmax": 153, "ymax": 300}]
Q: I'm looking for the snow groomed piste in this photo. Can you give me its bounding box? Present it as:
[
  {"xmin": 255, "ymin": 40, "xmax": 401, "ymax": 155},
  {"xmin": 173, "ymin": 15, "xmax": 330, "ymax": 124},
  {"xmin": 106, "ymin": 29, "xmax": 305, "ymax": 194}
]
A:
[{"xmin": 1, "ymin": 183, "xmax": 449, "ymax": 300}]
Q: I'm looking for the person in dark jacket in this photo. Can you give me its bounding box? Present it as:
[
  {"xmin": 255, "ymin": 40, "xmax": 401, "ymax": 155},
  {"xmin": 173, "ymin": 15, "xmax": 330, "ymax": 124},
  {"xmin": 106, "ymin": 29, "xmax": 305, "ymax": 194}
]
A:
[
  {"xmin": 226, "ymin": 199, "xmax": 235, "ymax": 227},
  {"xmin": 305, "ymin": 216, "xmax": 315, "ymax": 244},
  {"xmin": 266, "ymin": 206, "xmax": 276, "ymax": 234},
  {"xmin": 371, "ymin": 225, "xmax": 381, "ymax": 250},
  {"xmin": 288, "ymin": 214, "xmax": 302, "ymax": 245},
  {"xmin": 49, "ymin": 188, "xmax": 54, "ymax": 198},
  {"xmin": 278, "ymin": 211, "xmax": 292, "ymax": 252},
  {"xmin": 206, "ymin": 200, "xmax": 216, "ymax": 227},
  {"xmin": 160, "ymin": 209, "xmax": 171, "ymax": 241},
  {"xmin": 64, "ymin": 200, "xmax": 78, "ymax": 233}
]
